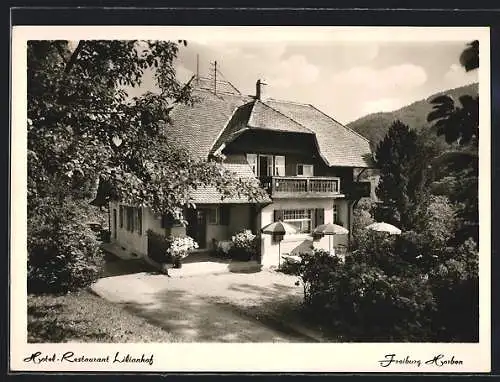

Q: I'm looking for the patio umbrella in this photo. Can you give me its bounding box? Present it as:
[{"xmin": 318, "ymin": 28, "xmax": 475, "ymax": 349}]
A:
[
  {"xmin": 313, "ymin": 222, "xmax": 349, "ymax": 254},
  {"xmin": 261, "ymin": 221, "xmax": 298, "ymax": 267},
  {"xmin": 365, "ymin": 222, "xmax": 402, "ymax": 235}
]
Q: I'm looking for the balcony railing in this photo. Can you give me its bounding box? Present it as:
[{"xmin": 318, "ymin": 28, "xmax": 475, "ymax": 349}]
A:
[{"xmin": 261, "ymin": 176, "xmax": 342, "ymax": 198}]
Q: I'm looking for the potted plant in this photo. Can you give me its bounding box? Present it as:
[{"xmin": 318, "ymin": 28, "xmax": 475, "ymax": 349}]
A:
[
  {"xmin": 230, "ymin": 229, "xmax": 257, "ymax": 261},
  {"xmin": 166, "ymin": 236, "xmax": 199, "ymax": 268}
]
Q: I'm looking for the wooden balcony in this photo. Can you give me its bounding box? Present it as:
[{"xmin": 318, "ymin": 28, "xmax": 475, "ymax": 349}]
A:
[{"xmin": 260, "ymin": 176, "xmax": 342, "ymax": 198}]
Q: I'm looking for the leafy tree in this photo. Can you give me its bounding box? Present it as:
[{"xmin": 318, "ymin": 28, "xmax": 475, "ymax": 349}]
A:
[
  {"xmin": 427, "ymin": 94, "xmax": 478, "ymax": 147},
  {"xmin": 426, "ymin": 40, "xmax": 479, "ymax": 243},
  {"xmin": 28, "ymin": 40, "xmax": 265, "ymax": 215},
  {"xmin": 27, "ymin": 40, "xmax": 266, "ymax": 292},
  {"xmin": 459, "ymin": 40, "xmax": 479, "ymax": 72},
  {"xmin": 373, "ymin": 120, "xmax": 421, "ymax": 230}
]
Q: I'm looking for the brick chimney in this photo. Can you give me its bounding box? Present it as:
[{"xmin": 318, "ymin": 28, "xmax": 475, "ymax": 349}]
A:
[{"xmin": 255, "ymin": 79, "xmax": 267, "ymax": 100}]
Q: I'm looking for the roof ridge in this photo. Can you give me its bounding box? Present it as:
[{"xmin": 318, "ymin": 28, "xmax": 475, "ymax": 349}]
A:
[
  {"xmin": 208, "ymin": 105, "xmax": 242, "ymax": 157},
  {"xmin": 266, "ymin": 97, "xmax": 310, "ymax": 107},
  {"xmin": 307, "ymin": 104, "xmax": 371, "ymax": 144},
  {"xmin": 259, "ymin": 100, "xmax": 315, "ymax": 134}
]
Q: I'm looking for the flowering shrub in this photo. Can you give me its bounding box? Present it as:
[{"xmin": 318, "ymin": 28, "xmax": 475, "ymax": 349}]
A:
[
  {"xmin": 166, "ymin": 236, "xmax": 199, "ymax": 260},
  {"xmin": 229, "ymin": 229, "xmax": 258, "ymax": 261},
  {"xmin": 147, "ymin": 231, "xmax": 198, "ymax": 265},
  {"xmin": 212, "ymin": 239, "xmax": 233, "ymax": 258}
]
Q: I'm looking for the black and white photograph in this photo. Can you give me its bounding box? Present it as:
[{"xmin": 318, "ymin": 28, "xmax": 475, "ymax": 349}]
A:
[{"xmin": 10, "ymin": 25, "xmax": 491, "ymax": 372}]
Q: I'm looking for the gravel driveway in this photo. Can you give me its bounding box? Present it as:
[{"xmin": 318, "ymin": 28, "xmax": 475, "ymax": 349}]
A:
[{"xmin": 91, "ymin": 267, "xmax": 308, "ymax": 342}]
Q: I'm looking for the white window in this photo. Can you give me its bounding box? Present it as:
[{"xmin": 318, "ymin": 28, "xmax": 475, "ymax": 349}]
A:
[
  {"xmin": 206, "ymin": 207, "xmax": 219, "ymax": 225},
  {"xmin": 282, "ymin": 209, "xmax": 313, "ymax": 233},
  {"xmin": 274, "ymin": 156, "xmax": 285, "ymax": 176},
  {"xmin": 246, "ymin": 154, "xmax": 258, "ymax": 176},
  {"xmin": 297, "ymin": 164, "xmax": 314, "ymax": 177}
]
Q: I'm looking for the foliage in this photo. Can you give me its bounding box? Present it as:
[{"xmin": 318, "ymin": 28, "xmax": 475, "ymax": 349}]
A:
[
  {"xmin": 28, "ymin": 40, "xmax": 267, "ymax": 217},
  {"xmin": 428, "ymin": 238, "xmax": 479, "ymax": 341},
  {"xmin": 427, "ymin": 94, "xmax": 479, "ymax": 146},
  {"xmin": 297, "ymin": 250, "xmax": 436, "ymax": 341},
  {"xmin": 373, "ymin": 120, "xmax": 422, "ymax": 230},
  {"xmin": 147, "ymin": 230, "xmax": 198, "ymax": 264},
  {"xmin": 297, "ymin": 208, "xmax": 477, "ymax": 341},
  {"xmin": 279, "ymin": 255, "xmax": 302, "ymax": 275},
  {"xmin": 459, "ymin": 40, "xmax": 479, "ymax": 72},
  {"xmin": 414, "ymin": 195, "xmax": 457, "ymax": 248},
  {"xmin": 351, "ymin": 198, "xmax": 375, "ymax": 250},
  {"xmin": 28, "ymin": 40, "xmax": 267, "ymax": 292},
  {"xmin": 27, "ymin": 199, "xmax": 104, "ymax": 293},
  {"xmin": 147, "ymin": 229, "xmax": 171, "ymax": 264},
  {"xmin": 229, "ymin": 229, "xmax": 258, "ymax": 261},
  {"xmin": 212, "ymin": 239, "xmax": 233, "ymax": 259},
  {"xmin": 166, "ymin": 236, "xmax": 199, "ymax": 260},
  {"xmin": 425, "ymin": 40, "xmax": 479, "ymax": 244}
]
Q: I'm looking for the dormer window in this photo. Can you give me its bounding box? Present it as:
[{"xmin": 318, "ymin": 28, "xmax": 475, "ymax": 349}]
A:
[{"xmin": 297, "ymin": 164, "xmax": 314, "ymax": 177}]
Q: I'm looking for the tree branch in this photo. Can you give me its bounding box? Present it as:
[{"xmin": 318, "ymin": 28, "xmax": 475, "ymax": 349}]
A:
[
  {"xmin": 64, "ymin": 41, "xmax": 85, "ymax": 75},
  {"xmin": 165, "ymin": 75, "xmax": 196, "ymax": 111},
  {"xmin": 54, "ymin": 42, "xmax": 68, "ymax": 64}
]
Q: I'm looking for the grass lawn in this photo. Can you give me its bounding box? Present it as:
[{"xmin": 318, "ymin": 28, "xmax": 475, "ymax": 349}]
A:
[{"xmin": 28, "ymin": 289, "xmax": 181, "ymax": 343}]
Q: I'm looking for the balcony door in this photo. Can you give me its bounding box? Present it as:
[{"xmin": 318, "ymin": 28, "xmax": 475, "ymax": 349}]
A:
[{"xmin": 259, "ymin": 155, "xmax": 273, "ymax": 177}]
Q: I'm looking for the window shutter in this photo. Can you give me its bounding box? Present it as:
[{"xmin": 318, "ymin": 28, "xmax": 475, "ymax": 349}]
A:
[
  {"xmin": 315, "ymin": 208, "xmax": 324, "ymax": 226},
  {"xmin": 119, "ymin": 205, "xmax": 124, "ymax": 228},
  {"xmin": 274, "ymin": 209, "xmax": 283, "ymax": 222},
  {"xmin": 220, "ymin": 206, "xmax": 230, "ymax": 226},
  {"xmin": 137, "ymin": 207, "xmax": 143, "ymax": 235}
]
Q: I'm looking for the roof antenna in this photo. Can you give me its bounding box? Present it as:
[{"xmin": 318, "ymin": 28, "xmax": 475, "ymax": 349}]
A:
[
  {"xmin": 214, "ymin": 60, "xmax": 217, "ymax": 95},
  {"xmin": 196, "ymin": 54, "xmax": 199, "ymax": 85}
]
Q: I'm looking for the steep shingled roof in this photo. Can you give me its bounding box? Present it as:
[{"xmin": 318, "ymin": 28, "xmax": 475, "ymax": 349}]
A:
[
  {"xmin": 265, "ymin": 99, "xmax": 373, "ymax": 168},
  {"xmin": 166, "ymin": 81, "xmax": 372, "ymax": 168},
  {"xmin": 167, "ymin": 89, "xmax": 251, "ymax": 160},
  {"xmin": 247, "ymin": 100, "xmax": 314, "ymax": 134}
]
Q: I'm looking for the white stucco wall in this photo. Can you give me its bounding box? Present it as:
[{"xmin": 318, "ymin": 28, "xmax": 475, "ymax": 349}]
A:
[
  {"xmin": 259, "ymin": 198, "xmax": 350, "ymax": 267},
  {"xmin": 109, "ymin": 199, "xmax": 350, "ymax": 266},
  {"xmin": 109, "ymin": 202, "xmax": 148, "ymax": 256}
]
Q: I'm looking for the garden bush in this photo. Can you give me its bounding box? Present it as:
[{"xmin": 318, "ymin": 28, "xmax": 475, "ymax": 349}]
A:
[
  {"xmin": 28, "ymin": 199, "xmax": 104, "ymax": 294},
  {"xmin": 229, "ymin": 229, "xmax": 258, "ymax": 261},
  {"xmin": 297, "ymin": 249, "xmax": 436, "ymax": 341},
  {"xmin": 147, "ymin": 230, "xmax": 171, "ymax": 264},
  {"xmin": 428, "ymin": 238, "xmax": 479, "ymax": 341},
  {"xmin": 147, "ymin": 230, "xmax": 198, "ymax": 267},
  {"xmin": 351, "ymin": 198, "xmax": 375, "ymax": 250}
]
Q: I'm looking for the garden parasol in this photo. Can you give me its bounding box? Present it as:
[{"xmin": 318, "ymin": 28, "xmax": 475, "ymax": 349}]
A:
[
  {"xmin": 313, "ymin": 222, "xmax": 349, "ymax": 254},
  {"xmin": 365, "ymin": 222, "xmax": 402, "ymax": 235},
  {"xmin": 261, "ymin": 220, "xmax": 298, "ymax": 267}
]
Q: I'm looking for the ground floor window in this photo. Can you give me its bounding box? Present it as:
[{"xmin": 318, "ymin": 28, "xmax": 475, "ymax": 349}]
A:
[
  {"xmin": 206, "ymin": 207, "xmax": 219, "ymax": 225},
  {"xmin": 122, "ymin": 205, "xmax": 143, "ymax": 235},
  {"xmin": 281, "ymin": 209, "xmax": 313, "ymax": 233},
  {"xmin": 206, "ymin": 206, "xmax": 230, "ymax": 225}
]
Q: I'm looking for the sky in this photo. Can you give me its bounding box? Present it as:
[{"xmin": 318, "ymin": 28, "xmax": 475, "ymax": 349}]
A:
[{"xmin": 130, "ymin": 34, "xmax": 478, "ymax": 124}]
